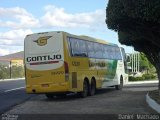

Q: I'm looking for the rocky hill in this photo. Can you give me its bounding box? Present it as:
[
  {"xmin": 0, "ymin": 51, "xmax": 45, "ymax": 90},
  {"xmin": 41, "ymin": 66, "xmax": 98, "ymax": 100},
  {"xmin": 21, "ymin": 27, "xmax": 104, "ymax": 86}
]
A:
[{"xmin": 0, "ymin": 51, "xmax": 24, "ymax": 61}]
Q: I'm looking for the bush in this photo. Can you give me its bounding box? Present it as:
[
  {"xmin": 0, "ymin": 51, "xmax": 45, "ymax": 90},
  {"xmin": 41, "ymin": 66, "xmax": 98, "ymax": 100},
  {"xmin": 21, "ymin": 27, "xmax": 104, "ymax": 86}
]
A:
[
  {"xmin": 129, "ymin": 76, "xmax": 144, "ymax": 81},
  {"xmin": 129, "ymin": 74, "xmax": 157, "ymax": 81},
  {"xmin": 142, "ymin": 74, "xmax": 156, "ymax": 80},
  {"xmin": 129, "ymin": 76, "xmax": 134, "ymax": 81}
]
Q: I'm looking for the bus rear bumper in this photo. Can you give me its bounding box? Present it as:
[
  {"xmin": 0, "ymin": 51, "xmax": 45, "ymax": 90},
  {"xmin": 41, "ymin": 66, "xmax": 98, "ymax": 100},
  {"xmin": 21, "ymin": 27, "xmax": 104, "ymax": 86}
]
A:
[{"xmin": 26, "ymin": 82, "xmax": 69, "ymax": 94}]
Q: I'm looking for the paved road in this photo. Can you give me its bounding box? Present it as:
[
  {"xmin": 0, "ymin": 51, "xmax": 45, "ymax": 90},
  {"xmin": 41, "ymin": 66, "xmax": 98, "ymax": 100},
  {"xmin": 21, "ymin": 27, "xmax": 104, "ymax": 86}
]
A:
[
  {"xmin": 0, "ymin": 79, "xmax": 34, "ymax": 114},
  {"xmin": 3, "ymin": 82, "xmax": 159, "ymax": 120},
  {"xmin": 0, "ymin": 79, "xmax": 25, "ymax": 93}
]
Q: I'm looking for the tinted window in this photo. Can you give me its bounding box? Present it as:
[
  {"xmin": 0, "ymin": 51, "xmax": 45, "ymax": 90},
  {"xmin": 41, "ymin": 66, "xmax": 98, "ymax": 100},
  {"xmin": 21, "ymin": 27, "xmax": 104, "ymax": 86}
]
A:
[
  {"xmin": 115, "ymin": 47, "xmax": 122, "ymax": 59},
  {"xmin": 67, "ymin": 37, "xmax": 121, "ymax": 59},
  {"xmin": 111, "ymin": 46, "xmax": 116, "ymax": 59},
  {"xmin": 94, "ymin": 43, "xmax": 103, "ymax": 58},
  {"xmin": 103, "ymin": 45, "xmax": 122, "ymax": 60},
  {"xmin": 68, "ymin": 37, "xmax": 87, "ymax": 57},
  {"xmin": 78, "ymin": 40, "xmax": 87, "ymax": 57},
  {"xmin": 94, "ymin": 43, "xmax": 99, "ymax": 58},
  {"xmin": 87, "ymin": 41, "xmax": 95, "ymax": 58},
  {"xmin": 70, "ymin": 38, "xmax": 79, "ymax": 56},
  {"xmin": 107, "ymin": 45, "xmax": 112, "ymax": 59},
  {"xmin": 103, "ymin": 45, "xmax": 109, "ymax": 59}
]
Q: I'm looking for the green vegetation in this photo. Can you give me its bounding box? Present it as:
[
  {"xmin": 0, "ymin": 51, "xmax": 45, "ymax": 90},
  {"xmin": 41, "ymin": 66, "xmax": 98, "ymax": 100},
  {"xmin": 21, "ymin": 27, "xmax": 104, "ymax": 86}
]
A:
[
  {"xmin": 128, "ymin": 53, "xmax": 157, "ymax": 81},
  {"xmin": 0, "ymin": 63, "xmax": 24, "ymax": 79},
  {"xmin": 129, "ymin": 53, "xmax": 157, "ymax": 81},
  {"xmin": 139, "ymin": 53, "xmax": 156, "ymax": 73},
  {"xmin": 128, "ymin": 52, "xmax": 156, "ymax": 74},
  {"xmin": 129, "ymin": 74, "xmax": 157, "ymax": 81},
  {"xmin": 11, "ymin": 65, "xmax": 24, "ymax": 78},
  {"xmin": 0, "ymin": 64, "xmax": 10, "ymax": 79}
]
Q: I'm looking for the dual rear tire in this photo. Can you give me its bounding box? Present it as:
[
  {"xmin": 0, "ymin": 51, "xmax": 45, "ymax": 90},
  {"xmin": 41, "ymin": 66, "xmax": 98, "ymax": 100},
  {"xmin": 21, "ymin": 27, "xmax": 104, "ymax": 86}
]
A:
[
  {"xmin": 78, "ymin": 79, "xmax": 96, "ymax": 98},
  {"xmin": 46, "ymin": 79, "xmax": 97, "ymax": 99}
]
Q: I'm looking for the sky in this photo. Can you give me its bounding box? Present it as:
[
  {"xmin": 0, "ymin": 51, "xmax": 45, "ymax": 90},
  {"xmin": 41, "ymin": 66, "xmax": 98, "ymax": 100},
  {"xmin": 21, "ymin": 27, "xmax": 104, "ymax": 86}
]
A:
[{"xmin": 0, "ymin": 0, "xmax": 133, "ymax": 56}]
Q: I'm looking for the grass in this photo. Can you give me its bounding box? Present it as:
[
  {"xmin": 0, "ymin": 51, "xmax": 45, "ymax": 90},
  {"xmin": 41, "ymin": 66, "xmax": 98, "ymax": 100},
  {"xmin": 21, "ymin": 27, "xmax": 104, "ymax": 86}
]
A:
[{"xmin": 149, "ymin": 90, "xmax": 160, "ymax": 104}]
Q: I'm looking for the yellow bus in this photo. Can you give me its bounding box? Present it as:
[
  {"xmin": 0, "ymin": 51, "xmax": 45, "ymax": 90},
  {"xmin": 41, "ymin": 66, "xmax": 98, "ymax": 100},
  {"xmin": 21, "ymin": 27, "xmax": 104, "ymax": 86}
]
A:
[{"xmin": 24, "ymin": 31, "xmax": 128, "ymax": 98}]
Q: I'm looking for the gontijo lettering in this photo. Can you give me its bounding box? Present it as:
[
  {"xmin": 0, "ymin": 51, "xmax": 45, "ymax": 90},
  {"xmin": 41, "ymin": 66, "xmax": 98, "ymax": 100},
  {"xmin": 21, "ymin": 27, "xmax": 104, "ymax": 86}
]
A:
[{"xmin": 26, "ymin": 54, "xmax": 62, "ymax": 62}]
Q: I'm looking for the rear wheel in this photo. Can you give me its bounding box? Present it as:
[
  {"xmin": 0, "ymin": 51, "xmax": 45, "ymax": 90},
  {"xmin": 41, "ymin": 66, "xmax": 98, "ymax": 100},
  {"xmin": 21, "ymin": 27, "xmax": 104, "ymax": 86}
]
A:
[
  {"xmin": 89, "ymin": 80, "xmax": 96, "ymax": 96},
  {"xmin": 115, "ymin": 76, "xmax": 123, "ymax": 90},
  {"xmin": 78, "ymin": 80, "xmax": 89, "ymax": 98}
]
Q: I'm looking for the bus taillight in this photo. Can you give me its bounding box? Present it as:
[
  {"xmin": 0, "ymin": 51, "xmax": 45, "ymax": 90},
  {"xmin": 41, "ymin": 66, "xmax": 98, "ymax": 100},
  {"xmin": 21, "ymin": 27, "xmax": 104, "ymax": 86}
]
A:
[{"xmin": 64, "ymin": 61, "xmax": 69, "ymax": 81}]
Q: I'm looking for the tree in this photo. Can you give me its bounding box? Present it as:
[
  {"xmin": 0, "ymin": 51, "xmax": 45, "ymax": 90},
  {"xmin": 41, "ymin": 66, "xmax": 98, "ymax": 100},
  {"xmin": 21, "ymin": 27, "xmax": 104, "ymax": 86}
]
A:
[
  {"xmin": 0, "ymin": 63, "xmax": 24, "ymax": 79},
  {"xmin": 0, "ymin": 64, "xmax": 10, "ymax": 79},
  {"xmin": 139, "ymin": 53, "xmax": 149, "ymax": 72},
  {"xmin": 106, "ymin": 0, "xmax": 160, "ymax": 94},
  {"xmin": 11, "ymin": 65, "xmax": 24, "ymax": 78},
  {"xmin": 139, "ymin": 53, "xmax": 156, "ymax": 73}
]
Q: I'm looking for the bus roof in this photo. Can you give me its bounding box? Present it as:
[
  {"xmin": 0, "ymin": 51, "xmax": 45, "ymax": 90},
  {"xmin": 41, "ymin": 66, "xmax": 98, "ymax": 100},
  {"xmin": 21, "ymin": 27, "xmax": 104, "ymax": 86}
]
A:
[
  {"xmin": 65, "ymin": 32, "xmax": 117, "ymax": 46},
  {"xmin": 26, "ymin": 31, "xmax": 118, "ymax": 46}
]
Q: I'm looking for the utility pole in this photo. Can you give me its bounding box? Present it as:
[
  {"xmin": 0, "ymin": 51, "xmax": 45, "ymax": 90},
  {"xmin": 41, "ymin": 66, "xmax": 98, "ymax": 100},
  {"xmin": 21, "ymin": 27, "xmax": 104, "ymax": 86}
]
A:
[{"xmin": 10, "ymin": 61, "xmax": 11, "ymax": 79}]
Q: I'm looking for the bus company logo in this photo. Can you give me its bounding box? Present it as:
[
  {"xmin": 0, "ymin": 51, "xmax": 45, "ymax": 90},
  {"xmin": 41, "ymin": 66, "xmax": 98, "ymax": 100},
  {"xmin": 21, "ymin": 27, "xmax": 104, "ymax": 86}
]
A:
[
  {"xmin": 34, "ymin": 36, "xmax": 52, "ymax": 46},
  {"xmin": 26, "ymin": 54, "xmax": 62, "ymax": 62}
]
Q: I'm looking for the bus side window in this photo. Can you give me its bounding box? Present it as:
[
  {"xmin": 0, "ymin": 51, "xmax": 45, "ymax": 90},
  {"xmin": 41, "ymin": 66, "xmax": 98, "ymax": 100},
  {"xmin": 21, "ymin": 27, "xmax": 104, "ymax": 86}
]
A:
[
  {"xmin": 104, "ymin": 45, "xmax": 108, "ymax": 59},
  {"xmin": 111, "ymin": 46, "xmax": 115, "ymax": 59},
  {"xmin": 110, "ymin": 46, "xmax": 114, "ymax": 59},
  {"xmin": 71, "ymin": 39, "xmax": 79, "ymax": 56},
  {"xmin": 96, "ymin": 43, "xmax": 103, "ymax": 59},
  {"xmin": 115, "ymin": 47, "xmax": 118, "ymax": 59},
  {"xmin": 87, "ymin": 41, "xmax": 95, "ymax": 58},
  {"xmin": 78, "ymin": 40, "xmax": 88, "ymax": 57},
  {"xmin": 94, "ymin": 42, "xmax": 102, "ymax": 58},
  {"xmin": 116, "ymin": 48, "xmax": 122, "ymax": 60},
  {"xmin": 69, "ymin": 38, "xmax": 88, "ymax": 57},
  {"xmin": 107, "ymin": 46, "xmax": 112, "ymax": 59}
]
